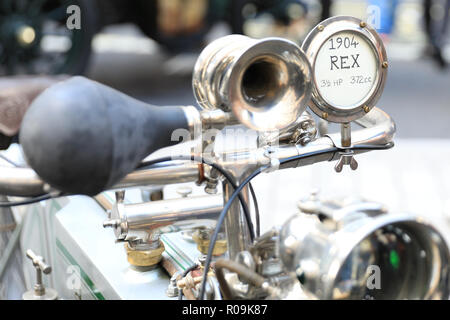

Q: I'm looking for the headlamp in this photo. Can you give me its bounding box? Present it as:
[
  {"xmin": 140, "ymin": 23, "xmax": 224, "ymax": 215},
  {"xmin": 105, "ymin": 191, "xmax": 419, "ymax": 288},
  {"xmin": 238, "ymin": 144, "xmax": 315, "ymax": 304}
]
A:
[{"xmin": 278, "ymin": 197, "xmax": 450, "ymax": 299}]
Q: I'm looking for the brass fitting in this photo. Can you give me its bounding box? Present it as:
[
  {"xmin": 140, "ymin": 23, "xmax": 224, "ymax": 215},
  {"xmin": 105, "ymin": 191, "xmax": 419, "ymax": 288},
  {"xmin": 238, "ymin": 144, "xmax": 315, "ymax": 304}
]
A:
[
  {"xmin": 192, "ymin": 229, "xmax": 227, "ymax": 256},
  {"xmin": 177, "ymin": 275, "xmax": 203, "ymax": 289},
  {"xmin": 125, "ymin": 241, "xmax": 165, "ymax": 267}
]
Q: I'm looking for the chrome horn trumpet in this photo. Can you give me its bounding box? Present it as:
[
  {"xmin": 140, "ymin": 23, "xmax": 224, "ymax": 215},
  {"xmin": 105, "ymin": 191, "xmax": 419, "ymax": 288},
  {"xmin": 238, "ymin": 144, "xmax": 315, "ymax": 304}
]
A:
[{"xmin": 193, "ymin": 35, "xmax": 313, "ymax": 131}]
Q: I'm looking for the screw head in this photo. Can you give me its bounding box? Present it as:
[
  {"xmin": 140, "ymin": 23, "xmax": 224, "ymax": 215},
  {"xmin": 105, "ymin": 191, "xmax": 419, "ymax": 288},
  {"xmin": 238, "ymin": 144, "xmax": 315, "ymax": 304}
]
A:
[
  {"xmin": 176, "ymin": 186, "xmax": 192, "ymax": 198},
  {"xmin": 322, "ymin": 112, "xmax": 328, "ymax": 120},
  {"xmin": 317, "ymin": 25, "xmax": 324, "ymax": 31},
  {"xmin": 363, "ymin": 106, "xmax": 371, "ymax": 113},
  {"xmin": 360, "ymin": 21, "xmax": 367, "ymax": 28},
  {"xmin": 382, "ymin": 61, "xmax": 389, "ymax": 68}
]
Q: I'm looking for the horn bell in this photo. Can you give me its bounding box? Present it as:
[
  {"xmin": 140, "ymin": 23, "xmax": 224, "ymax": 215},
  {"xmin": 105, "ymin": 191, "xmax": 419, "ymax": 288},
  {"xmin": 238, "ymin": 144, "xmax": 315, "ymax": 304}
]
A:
[{"xmin": 192, "ymin": 35, "xmax": 312, "ymax": 131}]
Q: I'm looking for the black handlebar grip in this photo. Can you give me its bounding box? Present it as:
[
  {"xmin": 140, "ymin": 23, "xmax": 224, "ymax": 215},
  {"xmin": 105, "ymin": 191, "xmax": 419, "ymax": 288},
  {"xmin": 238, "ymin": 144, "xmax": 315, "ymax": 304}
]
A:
[{"xmin": 19, "ymin": 76, "xmax": 190, "ymax": 195}]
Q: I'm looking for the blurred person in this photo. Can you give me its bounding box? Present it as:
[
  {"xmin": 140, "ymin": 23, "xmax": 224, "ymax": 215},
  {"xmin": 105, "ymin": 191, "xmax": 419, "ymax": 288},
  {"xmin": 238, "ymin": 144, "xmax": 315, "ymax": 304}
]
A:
[
  {"xmin": 424, "ymin": 0, "xmax": 449, "ymax": 68},
  {"xmin": 367, "ymin": 0, "xmax": 399, "ymax": 41},
  {"xmin": 368, "ymin": 0, "xmax": 448, "ymax": 68}
]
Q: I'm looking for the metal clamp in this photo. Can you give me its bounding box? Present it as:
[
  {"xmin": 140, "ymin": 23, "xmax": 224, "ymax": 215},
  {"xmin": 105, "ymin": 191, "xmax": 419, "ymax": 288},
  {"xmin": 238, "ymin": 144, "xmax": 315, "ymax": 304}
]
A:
[
  {"xmin": 334, "ymin": 150, "xmax": 358, "ymax": 173},
  {"xmin": 334, "ymin": 123, "xmax": 358, "ymax": 173}
]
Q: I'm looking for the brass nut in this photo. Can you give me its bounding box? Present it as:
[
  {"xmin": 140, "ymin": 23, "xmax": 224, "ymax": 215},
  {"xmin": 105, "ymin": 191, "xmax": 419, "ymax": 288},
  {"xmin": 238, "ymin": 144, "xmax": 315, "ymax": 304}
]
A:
[
  {"xmin": 322, "ymin": 112, "xmax": 328, "ymax": 120},
  {"xmin": 125, "ymin": 241, "xmax": 165, "ymax": 267},
  {"xmin": 192, "ymin": 231, "xmax": 227, "ymax": 256},
  {"xmin": 363, "ymin": 106, "xmax": 371, "ymax": 113}
]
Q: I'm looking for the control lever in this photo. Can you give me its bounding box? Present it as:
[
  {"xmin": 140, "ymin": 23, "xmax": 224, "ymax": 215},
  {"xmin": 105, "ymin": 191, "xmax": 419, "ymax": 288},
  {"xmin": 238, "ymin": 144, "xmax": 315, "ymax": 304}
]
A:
[{"xmin": 23, "ymin": 249, "xmax": 58, "ymax": 300}]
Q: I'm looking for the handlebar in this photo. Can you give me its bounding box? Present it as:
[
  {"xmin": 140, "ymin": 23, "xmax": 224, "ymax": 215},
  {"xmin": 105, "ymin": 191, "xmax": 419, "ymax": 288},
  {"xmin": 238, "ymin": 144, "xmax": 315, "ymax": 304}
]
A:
[{"xmin": 0, "ymin": 105, "xmax": 395, "ymax": 197}]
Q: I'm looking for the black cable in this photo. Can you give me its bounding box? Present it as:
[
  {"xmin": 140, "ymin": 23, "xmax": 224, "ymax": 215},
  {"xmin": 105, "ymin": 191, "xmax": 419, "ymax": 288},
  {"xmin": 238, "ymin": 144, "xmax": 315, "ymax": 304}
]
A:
[
  {"xmin": 137, "ymin": 155, "xmax": 256, "ymax": 242},
  {"xmin": 137, "ymin": 156, "xmax": 175, "ymax": 168},
  {"xmin": 0, "ymin": 154, "xmax": 20, "ymax": 167},
  {"xmin": 178, "ymin": 263, "xmax": 199, "ymax": 300},
  {"xmin": 198, "ymin": 143, "xmax": 393, "ymax": 300},
  {"xmin": 0, "ymin": 194, "xmax": 54, "ymax": 208},
  {"xmin": 350, "ymin": 142, "xmax": 394, "ymax": 151},
  {"xmin": 199, "ymin": 166, "xmax": 264, "ymax": 300},
  {"xmin": 0, "ymin": 154, "xmax": 61, "ymax": 208},
  {"xmin": 248, "ymin": 182, "xmax": 260, "ymax": 238}
]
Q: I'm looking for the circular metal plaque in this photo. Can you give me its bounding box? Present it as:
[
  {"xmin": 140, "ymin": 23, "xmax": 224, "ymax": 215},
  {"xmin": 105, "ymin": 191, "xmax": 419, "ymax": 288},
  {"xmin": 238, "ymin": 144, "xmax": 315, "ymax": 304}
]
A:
[{"xmin": 302, "ymin": 16, "xmax": 388, "ymax": 123}]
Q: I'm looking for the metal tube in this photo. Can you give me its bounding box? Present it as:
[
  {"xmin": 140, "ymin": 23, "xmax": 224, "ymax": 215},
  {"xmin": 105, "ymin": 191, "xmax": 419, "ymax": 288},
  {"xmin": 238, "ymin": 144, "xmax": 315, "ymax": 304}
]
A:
[
  {"xmin": 114, "ymin": 161, "xmax": 200, "ymax": 188},
  {"xmin": 0, "ymin": 160, "xmax": 200, "ymax": 197},
  {"xmin": 341, "ymin": 123, "xmax": 351, "ymax": 148},
  {"xmin": 222, "ymin": 181, "xmax": 251, "ymax": 260},
  {"xmin": 0, "ymin": 166, "xmax": 47, "ymax": 196},
  {"xmin": 114, "ymin": 194, "xmax": 223, "ymax": 242},
  {"xmin": 327, "ymin": 107, "xmax": 396, "ymax": 147},
  {"xmin": 125, "ymin": 195, "xmax": 222, "ymax": 230}
]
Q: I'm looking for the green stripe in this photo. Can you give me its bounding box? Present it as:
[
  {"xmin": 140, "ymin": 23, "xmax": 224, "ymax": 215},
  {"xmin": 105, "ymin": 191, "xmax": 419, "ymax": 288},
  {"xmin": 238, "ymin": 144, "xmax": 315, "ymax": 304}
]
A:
[
  {"xmin": 57, "ymin": 249, "xmax": 97, "ymax": 300},
  {"xmin": 163, "ymin": 250, "xmax": 185, "ymax": 270},
  {"xmin": 56, "ymin": 238, "xmax": 105, "ymax": 300},
  {"xmin": 161, "ymin": 236, "xmax": 192, "ymax": 266},
  {"xmin": 50, "ymin": 199, "xmax": 62, "ymax": 212}
]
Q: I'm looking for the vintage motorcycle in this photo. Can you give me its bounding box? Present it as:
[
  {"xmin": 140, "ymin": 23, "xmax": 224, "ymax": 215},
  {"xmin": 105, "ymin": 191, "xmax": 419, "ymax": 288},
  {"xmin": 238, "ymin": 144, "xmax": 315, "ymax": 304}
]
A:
[{"xmin": 0, "ymin": 16, "xmax": 449, "ymax": 300}]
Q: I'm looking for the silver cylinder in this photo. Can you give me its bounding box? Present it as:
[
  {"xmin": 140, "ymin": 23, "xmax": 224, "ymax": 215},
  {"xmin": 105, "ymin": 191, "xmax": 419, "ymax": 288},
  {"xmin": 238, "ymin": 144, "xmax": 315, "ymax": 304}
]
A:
[
  {"xmin": 110, "ymin": 194, "xmax": 223, "ymax": 242},
  {"xmin": 222, "ymin": 181, "xmax": 251, "ymax": 260}
]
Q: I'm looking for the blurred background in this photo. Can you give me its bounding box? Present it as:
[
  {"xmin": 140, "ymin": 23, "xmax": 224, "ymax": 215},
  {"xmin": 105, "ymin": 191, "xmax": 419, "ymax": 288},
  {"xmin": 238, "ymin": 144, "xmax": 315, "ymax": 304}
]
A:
[
  {"xmin": 1, "ymin": 0, "xmax": 449, "ymax": 136},
  {"xmin": 1, "ymin": 0, "xmax": 450, "ymax": 299}
]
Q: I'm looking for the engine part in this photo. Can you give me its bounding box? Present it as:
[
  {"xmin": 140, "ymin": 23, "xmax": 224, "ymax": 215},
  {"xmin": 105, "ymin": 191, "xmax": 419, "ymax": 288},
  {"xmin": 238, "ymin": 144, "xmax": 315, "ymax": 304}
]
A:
[
  {"xmin": 125, "ymin": 241, "xmax": 165, "ymax": 268},
  {"xmin": 192, "ymin": 228, "xmax": 227, "ymax": 256}
]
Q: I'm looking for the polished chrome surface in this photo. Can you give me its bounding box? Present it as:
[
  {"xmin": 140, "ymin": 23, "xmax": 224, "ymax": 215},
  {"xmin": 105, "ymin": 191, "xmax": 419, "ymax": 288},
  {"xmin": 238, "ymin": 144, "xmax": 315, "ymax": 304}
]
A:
[
  {"xmin": 327, "ymin": 107, "xmax": 396, "ymax": 148},
  {"xmin": 278, "ymin": 199, "xmax": 450, "ymax": 299},
  {"xmin": 193, "ymin": 34, "xmax": 312, "ymax": 131},
  {"xmin": 302, "ymin": 16, "xmax": 388, "ymax": 123},
  {"xmin": 114, "ymin": 161, "xmax": 200, "ymax": 188},
  {"xmin": 106, "ymin": 194, "xmax": 223, "ymax": 243},
  {"xmin": 0, "ymin": 165, "xmax": 47, "ymax": 196},
  {"xmin": 223, "ymin": 181, "xmax": 251, "ymax": 260}
]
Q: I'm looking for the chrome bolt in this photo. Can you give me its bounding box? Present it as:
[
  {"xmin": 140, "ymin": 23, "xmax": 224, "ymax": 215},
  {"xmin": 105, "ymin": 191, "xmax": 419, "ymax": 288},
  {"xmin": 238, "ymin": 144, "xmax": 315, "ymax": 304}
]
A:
[{"xmin": 103, "ymin": 219, "xmax": 120, "ymax": 229}]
